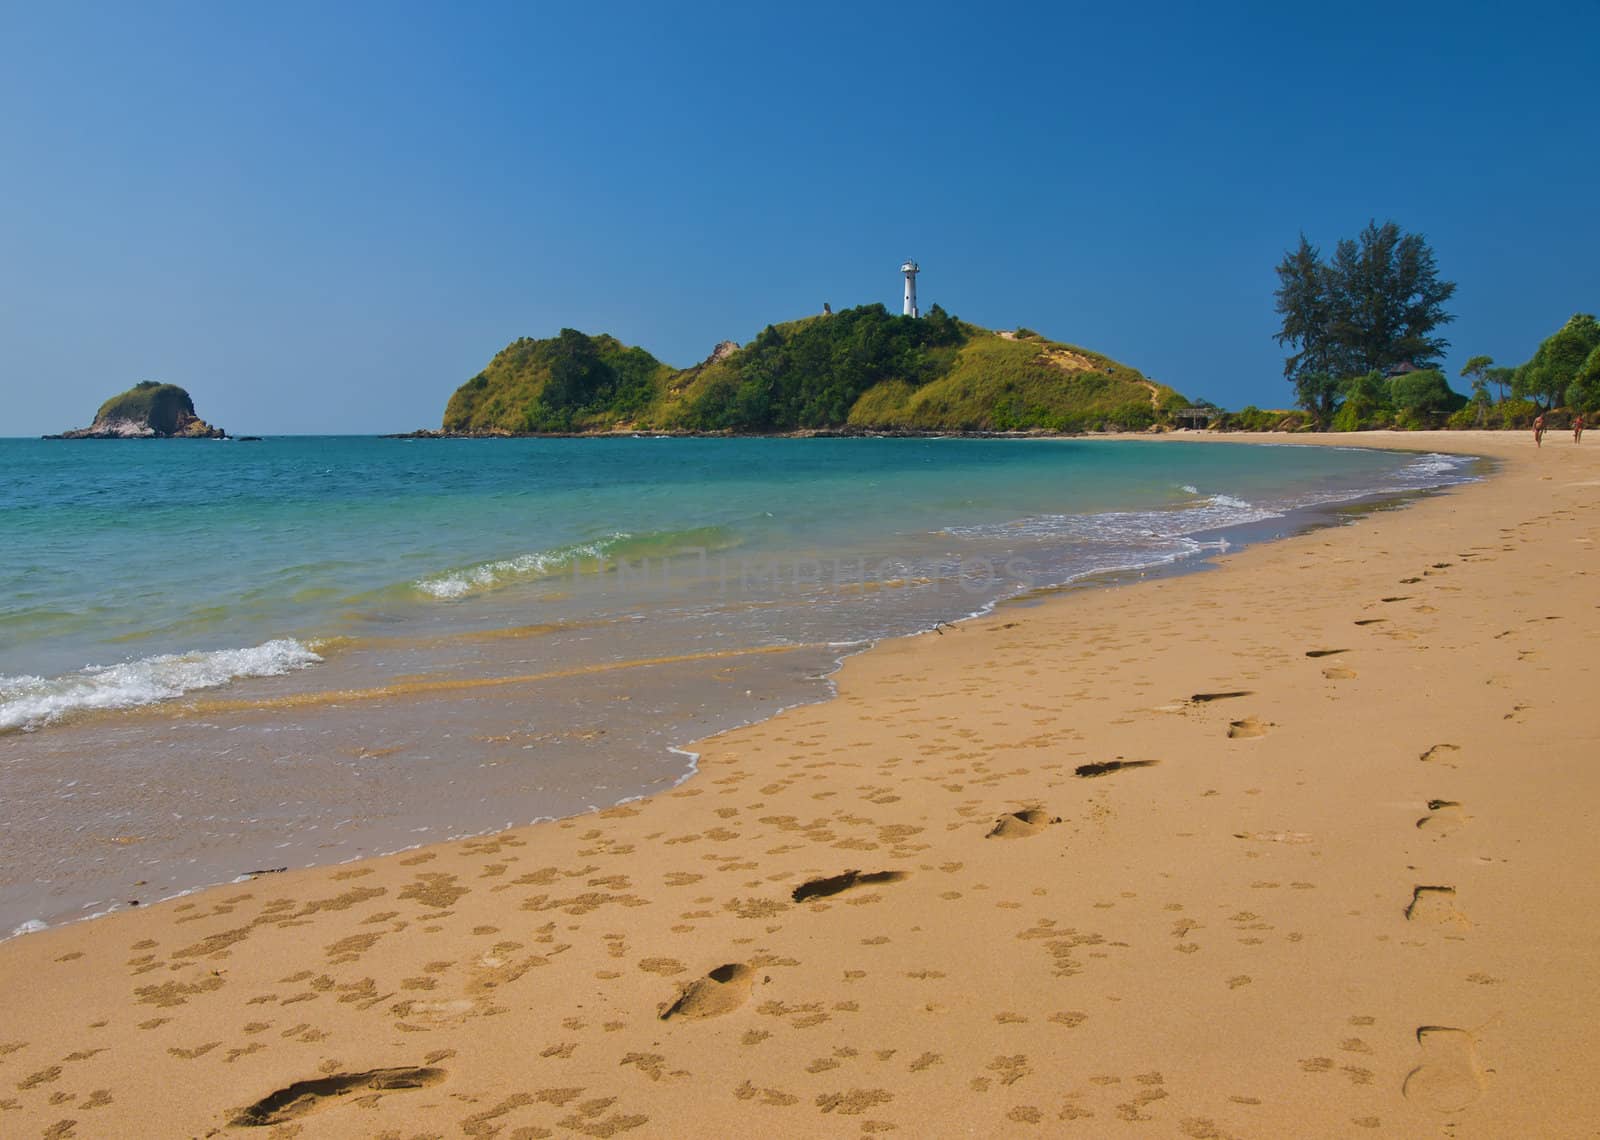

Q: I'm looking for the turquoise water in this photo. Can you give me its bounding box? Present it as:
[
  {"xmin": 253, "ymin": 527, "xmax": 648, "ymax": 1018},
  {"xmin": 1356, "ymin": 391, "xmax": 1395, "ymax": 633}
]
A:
[
  {"xmin": 0, "ymin": 436, "xmax": 1475, "ymax": 935},
  {"xmin": 0, "ymin": 436, "xmax": 1469, "ymax": 691}
]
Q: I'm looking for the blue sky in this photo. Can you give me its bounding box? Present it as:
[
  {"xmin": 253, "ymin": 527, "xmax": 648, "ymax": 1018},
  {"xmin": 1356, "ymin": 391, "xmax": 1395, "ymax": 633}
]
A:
[{"xmin": 3, "ymin": 1, "xmax": 1596, "ymax": 434}]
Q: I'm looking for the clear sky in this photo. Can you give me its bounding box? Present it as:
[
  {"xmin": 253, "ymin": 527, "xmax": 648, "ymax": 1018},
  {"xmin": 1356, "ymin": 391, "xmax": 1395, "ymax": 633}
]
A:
[{"xmin": 3, "ymin": 1, "xmax": 1596, "ymax": 435}]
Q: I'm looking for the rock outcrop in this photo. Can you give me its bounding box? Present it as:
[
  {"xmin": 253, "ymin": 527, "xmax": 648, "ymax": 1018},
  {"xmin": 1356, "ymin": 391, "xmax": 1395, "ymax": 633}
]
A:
[{"xmin": 47, "ymin": 382, "xmax": 226, "ymax": 439}]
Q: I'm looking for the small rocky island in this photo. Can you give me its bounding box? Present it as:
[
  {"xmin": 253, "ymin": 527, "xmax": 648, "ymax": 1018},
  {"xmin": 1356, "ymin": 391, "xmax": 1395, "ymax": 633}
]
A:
[{"xmin": 46, "ymin": 382, "xmax": 227, "ymax": 439}]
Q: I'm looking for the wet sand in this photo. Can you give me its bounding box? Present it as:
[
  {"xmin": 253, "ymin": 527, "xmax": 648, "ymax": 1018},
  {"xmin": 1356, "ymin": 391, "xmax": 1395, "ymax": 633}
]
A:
[{"xmin": 1, "ymin": 429, "xmax": 1595, "ymax": 1138}]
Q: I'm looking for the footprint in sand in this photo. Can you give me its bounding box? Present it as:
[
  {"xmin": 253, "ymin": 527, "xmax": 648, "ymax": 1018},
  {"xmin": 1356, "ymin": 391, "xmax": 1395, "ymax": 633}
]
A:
[
  {"xmin": 231, "ymin": 1066, "xmax": 446, "ymax": 1127},
  {"xmin": 1322, "ymin": 665, "xmax": 1357, "ymax": 680},
  {"xmin": 1074, "ymin": 759, "xmax": 1159, "ymax": 778},
  {"xmin": 1402, "ymin": 1026, "xmax": 1486, "ymax": 1112},
  {"xmin": 465, "ymin": 945, "xmax": 549, "ymax": 996},
  {"xmin": 1189, "ymin": 690, "xmax": 1253, "ymax": 704},
  {"xmin": 1405, "ymin": 885, "xmax": 1470, "ymax": 928},
  {"xmin": 1233, "ymin": 830, "xmax": 1313, "ymax": 845},
  {"xmin": 659, "ymin": 963, "xmax": 756, "ymax": 1021},
  {"xmin": 405, "ymin": 999, "xmax": 475, "ymax": 1027},
  {"xmin": 1227, "ymin": 718, "xmax": 1271, "ymax": 740},
  {"xmin": 986, "ymin": 809, "xmax": 1060, "ymax": 839},
  {"xmin": 1416, "ymin": 800, "xmax": 1467, "ymax": 835},
  {"xmin": 1305, "ymin": 649, "xmax": 1348, "ymax": 659},
  {"xmin": 791, "ymin": 869, "xmax": 908, "ymax": 902},
  {"xmin": 1419, "ymin": 744, "xmax": 1461, "ymax": 764}
]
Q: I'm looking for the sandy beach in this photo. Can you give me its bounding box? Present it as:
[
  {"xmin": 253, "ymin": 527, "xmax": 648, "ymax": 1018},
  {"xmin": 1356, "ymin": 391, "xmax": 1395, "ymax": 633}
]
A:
[{"xmin": 1, "ymin": 429, "xmax": 1595, "ymax": 1139}]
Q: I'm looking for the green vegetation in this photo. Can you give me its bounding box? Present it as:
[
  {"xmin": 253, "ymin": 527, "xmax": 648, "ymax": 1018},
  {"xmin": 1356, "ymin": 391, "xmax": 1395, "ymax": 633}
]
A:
[
  {"xmin": 1273, "ymin": 221, "xmax": 1458, "ymax": 427},
  {"xmin": 664, "ymin": 304, "xmax": 967, "ymax": 431},
  {"xmin": 841, "ymin": 333, "xmax": 1172, "ymax": 433},
  {"xmin": 1211, "ymin": 406, "xmax": 1310, "ymax": 432},
  {"xmin": 442, "ymin": 330, "xmax": 678, "ymax": 433},
  {"xmin": 1514, "ymin": 314, "xmax": 1600, "ymax": 413},
  {"xmin": 440, "ymin": 305, "xmax": 1184, "ymax": 435},
  {"xmin": 1460, "ymin": 355, "xmax": 1513, "ymax": 406},
  {"xmin": 95, "ymin": 381, "xmax": 200, "ymax": 434},
  {"xmin": 1426, "ymin": 316, "xmax": 1600, "ymax": 433},
  {"xmin": 1323, "ymin": 369, "xmax": 1468, "ymax": 432}
]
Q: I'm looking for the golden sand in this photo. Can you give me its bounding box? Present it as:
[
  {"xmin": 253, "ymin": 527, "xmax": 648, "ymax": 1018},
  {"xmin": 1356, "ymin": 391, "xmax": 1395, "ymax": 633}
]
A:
[{"xmin": 1, "ymin": 430, "xmax": 1595, "ymax": 1138}]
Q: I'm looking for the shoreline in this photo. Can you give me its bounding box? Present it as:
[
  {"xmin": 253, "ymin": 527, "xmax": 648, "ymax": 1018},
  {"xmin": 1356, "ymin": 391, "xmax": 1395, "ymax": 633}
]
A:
[
  {"xmin": 1, "ymin": 430, "xmax": 1594, "ymax": 1136},
  {"xmin": 0, "ymin": 441, "xmax": 1475, "ymax": 941},
  {"xmin": 385, "ymin": 426, "xmax": 1500, "ymax": 440}
]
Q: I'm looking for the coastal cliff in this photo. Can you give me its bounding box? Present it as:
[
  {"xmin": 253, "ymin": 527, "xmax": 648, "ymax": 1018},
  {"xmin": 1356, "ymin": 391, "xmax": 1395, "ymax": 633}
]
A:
[
  {"xmin": 47, "ymin": 382, "xmax": 226, "ymax": 439},
  {"xmin": 435, "ymin": 304, "xmax": 1186, "ymax": 435}
]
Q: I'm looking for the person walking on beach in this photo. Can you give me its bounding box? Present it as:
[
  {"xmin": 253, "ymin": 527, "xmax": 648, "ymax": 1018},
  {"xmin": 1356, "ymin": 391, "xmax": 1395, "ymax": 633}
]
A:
[
  {"xmin": 1534, "ymin": 413, "xmax": 1545, "ymax": 447},
  {"xmin": 1575, "ymin": 413, "xmax": 1585, "ymax": 443}
]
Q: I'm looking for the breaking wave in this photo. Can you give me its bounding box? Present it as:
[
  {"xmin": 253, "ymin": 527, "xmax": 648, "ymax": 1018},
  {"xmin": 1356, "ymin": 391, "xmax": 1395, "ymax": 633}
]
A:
[
  {"xmin": 942, "ymin": 492, "xmax": 1279, "ymax": 545},
  {"xmin": 414, "ymin": 526, "xmax": 740, "ymax": 600},
  {"xmin": 0, "ymin": 639, "xmax": 322, "ymax": 733}
]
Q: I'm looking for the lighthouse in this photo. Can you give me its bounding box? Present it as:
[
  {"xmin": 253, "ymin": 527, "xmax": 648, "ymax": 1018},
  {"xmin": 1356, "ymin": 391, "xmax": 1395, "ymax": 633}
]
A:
[{"xmin": 901, "ymin": 259, "xmax": 920, "ymax": 318}]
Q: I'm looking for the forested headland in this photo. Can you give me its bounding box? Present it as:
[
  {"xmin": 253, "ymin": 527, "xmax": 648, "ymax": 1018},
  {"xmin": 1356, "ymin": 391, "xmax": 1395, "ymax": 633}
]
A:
[
  {"xmin": 437, "ymin": 305, "xmax": 1187, "ymax": 436},
  {"xmin": 427, "ymin": 227, "xmax": 1595, "ymax": 439}
]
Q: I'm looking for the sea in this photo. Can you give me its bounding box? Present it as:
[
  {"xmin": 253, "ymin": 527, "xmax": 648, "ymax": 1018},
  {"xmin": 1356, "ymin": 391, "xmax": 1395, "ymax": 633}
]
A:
[{"xmin": 0, "ymin": 436, "xmax": 1479, "ymax": 937}]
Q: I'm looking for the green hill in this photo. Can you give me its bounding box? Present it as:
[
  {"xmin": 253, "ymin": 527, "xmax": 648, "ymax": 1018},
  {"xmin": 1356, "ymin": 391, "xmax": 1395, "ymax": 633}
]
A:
[
  {"xmin": 443, "ymin": 331, "xmax": 676, "ymax": 433},
  {"xmin": 439, "ymin": 304, "xmax": 1183, "ymax": 435}
]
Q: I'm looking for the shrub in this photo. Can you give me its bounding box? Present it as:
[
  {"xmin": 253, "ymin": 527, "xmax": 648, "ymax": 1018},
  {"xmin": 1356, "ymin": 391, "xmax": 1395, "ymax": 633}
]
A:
[
  {"xmin": 1329, "ymin": 402, "xmax": 1367, "ymax": 432},
  {"xmin": 1390, "ymin": 369, "xmax": 1466, "ymax": 418},
  {"xmin": 1494, "ymin": 398, "xmax": 1540, "ymax": 429},
  {"xmin": 1222, "ymin": 405, "xmax": 1299, "ymax": 432},
  {"xmin": 1334, "ymin": 371, "xmax": 1391, "ymax": 430}
]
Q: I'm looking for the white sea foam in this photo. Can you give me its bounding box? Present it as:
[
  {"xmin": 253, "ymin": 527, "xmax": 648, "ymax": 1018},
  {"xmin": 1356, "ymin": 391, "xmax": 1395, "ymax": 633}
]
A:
[
  {"xmin": 1395, "ymin": 452, "xmax": 1474, "ymax": 481},
  {"xmin": 415, "ymin": 535, "xmax": 630, "ymax": 599},
  {"xmin": 942, "ymin": 492, "xmax": 1279, "ymax": 545},
  {"xmin": 0, "ymin": 638, "xmax": 322, "ymax": 732},
  {"xmin": 946, "ymin": 452, "xmax": 1474, "ymax": 553},
  {"xmin": 1274, "ymin": 452, "xmax": 1478, "ymax": 512}
]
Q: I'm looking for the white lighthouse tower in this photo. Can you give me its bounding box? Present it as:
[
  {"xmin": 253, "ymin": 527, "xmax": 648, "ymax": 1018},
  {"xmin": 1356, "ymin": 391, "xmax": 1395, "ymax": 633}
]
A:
[{"xmin": 901, "ymin": 259, "xmax": 920, "ymax": 318}]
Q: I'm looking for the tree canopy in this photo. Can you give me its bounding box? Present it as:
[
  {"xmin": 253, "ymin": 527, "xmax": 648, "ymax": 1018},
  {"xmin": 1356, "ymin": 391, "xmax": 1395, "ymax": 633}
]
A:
[
  {"xmin": 1514, "ymin": 313, "xmax": 1600, "ymax": 412},
  {"xmin": 673, "ymin": 303, "xmax": 965, "ymax": 431},
  {"xmin": 1460, "ymin": 355, "xmax": 1513, "ymax": 405},
  {"xmin": 441, "ymin": 331, "xmax": 676, "ymax": 433},
  {"xmin": 1389, "ymin": 368, "xmax": 1461, "ymax": 416},
  {"xmin": 1571, "ymin": 342, "xmax": 1600, "ymax": 414},
  {"xmin": 1274, "ymin": 221, "xmax": 1457, "ymax": 425}
]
